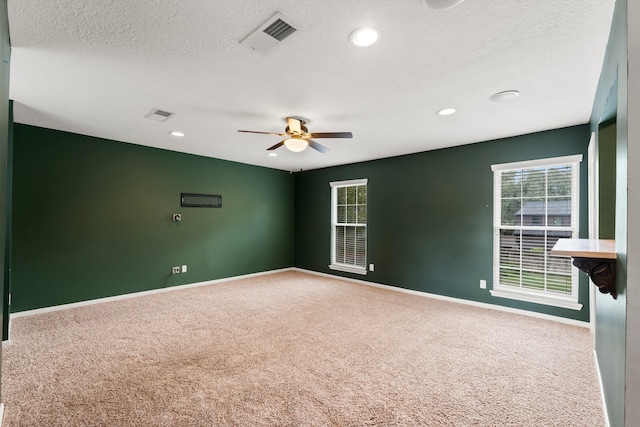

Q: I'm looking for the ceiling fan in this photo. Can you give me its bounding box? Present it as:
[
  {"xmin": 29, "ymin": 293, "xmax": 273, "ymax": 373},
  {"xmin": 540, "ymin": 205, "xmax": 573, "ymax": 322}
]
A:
[{"xmin": 238, "ymin": 117, "xmax": 353, "ymax": 153}]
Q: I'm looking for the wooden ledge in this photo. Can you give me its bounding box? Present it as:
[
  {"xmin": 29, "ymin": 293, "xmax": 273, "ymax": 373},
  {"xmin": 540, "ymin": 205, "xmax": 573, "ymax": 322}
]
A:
[
  {"xmin": 551, "ymin": 239, "xmax": 617, "ymax": 299},
  {"xmin": 551, "ymin": 238, "xmax": 616, "ymax": 259}
]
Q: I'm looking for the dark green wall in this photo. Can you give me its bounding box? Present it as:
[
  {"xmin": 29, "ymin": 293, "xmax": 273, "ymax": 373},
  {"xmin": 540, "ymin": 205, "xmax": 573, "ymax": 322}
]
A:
[
  {"xmin": 294, "ymin": 125, "xmax": 591, "ymax": 321},
  {"xmin": 11, "ymin": 124, "xmax": 294, "ymax": 312},
  {"xmin": 598, "ymin": 122, "xmax": 616, "ymax": 239},
  {"xmin": 590, "ymin": 0, "xmax": 628, "ymax": 425}
]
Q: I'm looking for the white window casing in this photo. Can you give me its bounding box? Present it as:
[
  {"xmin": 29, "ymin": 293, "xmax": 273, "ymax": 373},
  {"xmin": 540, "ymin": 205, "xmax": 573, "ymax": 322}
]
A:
[
  {"xmin": 490, "ymin": 155, "xmax": 583, "ymax": 310},
  {"xmin": 329, "ymin": 179, "xmax": 368, "ymax": 275}
]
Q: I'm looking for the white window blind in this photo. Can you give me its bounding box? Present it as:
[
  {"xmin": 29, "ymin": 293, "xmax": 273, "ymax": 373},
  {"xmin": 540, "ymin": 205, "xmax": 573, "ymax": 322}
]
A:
[
  {"xmin": 329, "ymin": 179, "xmax": 367, "ymax": 275},
  {"xmin": 491, "ymin": 155, "xmax": 583, "ymax": 310}
]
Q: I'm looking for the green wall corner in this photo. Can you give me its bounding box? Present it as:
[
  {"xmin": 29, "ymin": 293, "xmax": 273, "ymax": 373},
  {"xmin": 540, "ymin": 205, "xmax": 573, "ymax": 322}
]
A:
[
  {"xmin": 11, "ymin": 125, "xmax": 294, "ymax": 312},
  {"xmin": 294, "ymin": 125, "xmax": 591, "ymax": 322}
]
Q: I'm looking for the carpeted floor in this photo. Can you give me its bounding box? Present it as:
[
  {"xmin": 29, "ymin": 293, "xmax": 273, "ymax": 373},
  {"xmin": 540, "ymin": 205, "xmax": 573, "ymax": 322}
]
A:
[{"xmin": 2, "ymin": 271, "xmax": 605, "ymax": 426}]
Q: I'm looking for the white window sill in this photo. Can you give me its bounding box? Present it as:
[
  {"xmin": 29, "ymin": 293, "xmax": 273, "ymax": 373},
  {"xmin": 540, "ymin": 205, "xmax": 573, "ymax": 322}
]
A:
[
  {"xmin": 490, "ymin": 288, "xmax": 583, "ymax": 311},
  {"xmin": 329, "ymin": 263, "xmax": 367, "ymax": 275}
]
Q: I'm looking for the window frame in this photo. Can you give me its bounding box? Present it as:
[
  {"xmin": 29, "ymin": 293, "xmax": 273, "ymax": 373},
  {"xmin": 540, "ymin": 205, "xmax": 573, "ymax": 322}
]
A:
[
  {"xmin": 329, "ymin": 178, "xmax": 368, "ymax": 275},
  {"xmin": 490, "ymin": 155, "xmax": 583, "ymax": 310}
]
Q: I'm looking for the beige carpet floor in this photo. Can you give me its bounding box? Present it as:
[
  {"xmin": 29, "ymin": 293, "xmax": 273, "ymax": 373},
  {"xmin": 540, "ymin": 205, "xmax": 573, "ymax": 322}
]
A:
[{"xmin": 2, "ymin": 271, "xmax": 605, "ymax": 426}]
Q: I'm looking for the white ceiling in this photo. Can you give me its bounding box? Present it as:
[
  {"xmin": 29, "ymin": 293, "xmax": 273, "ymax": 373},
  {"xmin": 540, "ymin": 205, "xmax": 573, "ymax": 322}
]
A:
[{"xmin": 7, "ymin": 0, "xmax": 615, "ymax": 172}]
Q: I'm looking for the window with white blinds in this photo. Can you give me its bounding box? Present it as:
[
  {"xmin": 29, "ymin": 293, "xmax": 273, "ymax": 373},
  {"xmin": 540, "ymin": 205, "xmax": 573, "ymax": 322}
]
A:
[
  {"xmin": 490, "ymin": 155, "xmax": 583, "ymax": 310},
  {"xmin": 329, "ymin": 179, "xmax": 367, "ymax": 275}
]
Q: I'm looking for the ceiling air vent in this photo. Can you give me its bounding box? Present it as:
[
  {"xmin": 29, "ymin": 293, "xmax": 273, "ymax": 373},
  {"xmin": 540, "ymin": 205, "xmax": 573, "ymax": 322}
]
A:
[
  {"xmin": 263, "ymin": 18, "xmax": 296, "ymax": 41},
  {"xmin": 145, "ymin": 108, "xmax": 175, "ymax": 122},
  {"xmin": 240, "ymin": 12, "xmax": 297, "ymax": 54}
]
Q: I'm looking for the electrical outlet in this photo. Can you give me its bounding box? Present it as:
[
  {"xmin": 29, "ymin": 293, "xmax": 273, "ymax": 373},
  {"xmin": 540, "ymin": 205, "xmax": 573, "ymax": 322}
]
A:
[
  {"xmin": 480, "ymin": 279, "xmax": 486, "ymax": 289},
  {"xmin": 369, "ymin": 263, "xmax": 375, "ymax": 272},
  {"xmin": 172, "ymin": 266, "xmax": 180, "ymax": 274},
  {"xmin": 181, "ymin": 265, "xmax": 187, "ymax": 273}
]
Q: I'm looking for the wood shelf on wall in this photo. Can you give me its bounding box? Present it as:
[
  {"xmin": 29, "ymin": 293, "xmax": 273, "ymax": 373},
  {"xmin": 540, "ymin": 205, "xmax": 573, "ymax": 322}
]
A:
[{"xmin": 551, "ymin": 239, "xmax": 617, "ymax": 299}]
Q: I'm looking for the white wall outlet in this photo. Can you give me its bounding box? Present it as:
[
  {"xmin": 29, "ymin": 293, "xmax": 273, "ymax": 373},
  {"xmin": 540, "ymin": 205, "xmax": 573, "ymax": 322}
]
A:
[
  {"xmin": 172, "ymin": 266, "xmax": 180, "ymax": 274},
  {"xmin": 369, "ymin": 263, "xmax": 375, "ymax": 272},
  {"xmin": 172, "ymin": 213, "xmax": 182, "ymax": 222},
  {"xmin": 181, "ymin": 265, "xmax": 187, "ymax": 273},
  {"xmin": 480, "ymin": 279, "xmax": 487, "ymax": 289}
]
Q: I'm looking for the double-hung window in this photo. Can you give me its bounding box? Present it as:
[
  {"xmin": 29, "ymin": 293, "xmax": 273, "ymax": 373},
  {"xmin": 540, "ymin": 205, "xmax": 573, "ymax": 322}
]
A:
[
  {"xmin": 491, "ymin": 155, "xmax": 582, "ymax": 310},
  {"xmin": 329, "ymin": 179, "xmax": 367, "ymax": 275}
]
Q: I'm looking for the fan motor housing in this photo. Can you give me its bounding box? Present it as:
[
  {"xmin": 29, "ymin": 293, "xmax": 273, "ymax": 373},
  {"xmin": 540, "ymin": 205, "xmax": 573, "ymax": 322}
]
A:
[{"xmin": 286, "ymin": 124, "xmax": 308, "ymax": 136}]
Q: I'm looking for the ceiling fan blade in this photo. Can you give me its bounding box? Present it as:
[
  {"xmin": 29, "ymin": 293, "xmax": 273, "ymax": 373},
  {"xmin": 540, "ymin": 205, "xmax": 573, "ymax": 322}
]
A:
[
  {"xmin": 267, "ymin": 140, "xmax": 285, "ymax": 151},
  {"xmin": 307, "ymin": 139, "xmax": 329, "ymax": 153},
  {"xmin": 306, "ymin": 132, "xmax": 353, "ymax": 139},
  {"xmin": 287, "ymin": 117, "xmax": 302, "ymax": 134},
  {"xmin": 238, "ymin": 130, "xmax": 287, "ymax": 137}
]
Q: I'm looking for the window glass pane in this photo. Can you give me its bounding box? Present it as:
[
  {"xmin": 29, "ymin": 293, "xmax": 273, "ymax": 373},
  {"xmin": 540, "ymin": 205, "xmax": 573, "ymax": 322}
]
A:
[
  {"xmin": 501, "ymin": 199, "xmax": 521, "ymax": 226},
  {"xmin": 501, "ymin": 170, "xmax": 521, "ymax": 198},
  {"xmin": 335, "ymin": 226, "xmax": 345, "ymax": 263},
  {"xmin": 547, "ymin": 255, "xmax": 571, "ymax": 275},
  {"xmin": 547, "ymin": 197, "xmax": 571, "ymax": 227},
  {"xmin": 357, "ymin": 205, "xmax": 367, "ymax": 223},
  {"xmin": 357, "ymin": 186, "xmax": 367, "ymax": 204},
  {"xmin": 522, "ymin": 168, "xmax": 546, "ymax": 198},
  {"xmin": 356, "ymin": 227, "xmax": 367, "ymax": 267},
  {"xmin": 337, "ymin": 187, "xmax": 346, "ymax": 205},
  {"xmin": 521, "ymin": 234, "xmax": 545, "ymax": 272},
  {"xmin": 521, "ymin": 199, "xmax": 546, "ymax": 226},
  {"xmin": 337, "ymin": 206, "xmax": 346, "ymax": 223},
  {"xmin": 499, "ymin": 230, "xmax": 520, "ymax": 269},
  {"xmin": 547, "ymin": 238, "xmax": 572, "ymax": 274},
  {"xmin": 500, "ymin": 267, "xmax": 520, "ymax": 287},
  {"xmin": 521, "ymin": 270, "xmax": 545, "ymax": 291},
  {"xmin": 344, "ymin": 226, "xmax": 356, "ymax": 264},
  {"xmin": 346, "ymin": 206, "xmax": 356, "ymax": 223},
  {"xmin": 346, "ymin": 186, "xmax": 357, "ymax": 204},
  {"xmin": 547, "ymin": 166, "xmax": 572, "ymax": 197},
  {"xmin": 547, "ymin": 274, "xmax": 572, "ymax": 295}
]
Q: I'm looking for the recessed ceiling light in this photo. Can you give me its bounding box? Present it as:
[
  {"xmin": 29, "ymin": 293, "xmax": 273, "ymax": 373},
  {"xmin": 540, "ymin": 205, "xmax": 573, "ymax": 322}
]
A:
[
  {"xmin": 267, "ymin": 152, "xmax": 278, "ymax": 157},
  {"xmin": 489, "ymin": 90, "xmax": 520, "ymax": 102},
  {"xmin": 350, "ymin": 27, "xmax": 379, "ymax": 47},
  {"xmin": 169, "ymin": 131, "xmax": 185, "ymax": 137},
  {"xmin": 437, "ymin": 107, "xmax": 457, "ymax": 116}
]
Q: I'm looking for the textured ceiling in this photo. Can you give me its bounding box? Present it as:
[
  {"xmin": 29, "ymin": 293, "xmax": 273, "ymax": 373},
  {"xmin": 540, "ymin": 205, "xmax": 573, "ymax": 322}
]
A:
[{"xmin": 7, "ymin": 0, "xmax": 615, "ymax": 171}]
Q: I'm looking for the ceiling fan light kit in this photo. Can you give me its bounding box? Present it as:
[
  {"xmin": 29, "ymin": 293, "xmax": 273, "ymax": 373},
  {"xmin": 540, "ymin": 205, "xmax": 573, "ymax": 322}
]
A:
[{"xmin": 284, "ymin": 138, "xmax": 308, "ymax": 152}]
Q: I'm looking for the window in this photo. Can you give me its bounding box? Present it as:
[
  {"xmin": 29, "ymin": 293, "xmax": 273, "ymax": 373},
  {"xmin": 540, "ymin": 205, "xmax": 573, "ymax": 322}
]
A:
[
  {"xmin": 491, "ymin": 155, "xmax": 583, "ymax": 310},
  {"xmin": 329, "ymin": 179, "xmax": 367, "ymax": 275}
]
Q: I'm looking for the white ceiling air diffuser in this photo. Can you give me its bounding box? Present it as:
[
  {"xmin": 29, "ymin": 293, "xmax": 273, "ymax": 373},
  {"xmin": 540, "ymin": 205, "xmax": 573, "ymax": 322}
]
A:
[
  {"xmin": 144, "ymin": 108, "xmax": 175, "ymax": 122},
  {"xmin": 240, "ymin": 12, "xmax": 297, "ymax": 54}
]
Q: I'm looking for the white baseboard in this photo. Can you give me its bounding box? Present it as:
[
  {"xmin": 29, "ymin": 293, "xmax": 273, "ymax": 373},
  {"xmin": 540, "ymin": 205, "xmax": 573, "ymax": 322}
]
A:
[
  {"xmin": 294, "ymin": 268, "xmax": 591, "ymax": 328},
  {"xmin": 593, "ymin": 349, "xmax": 611, "ymax": 427},
  {"xmin": 10, "ymin": 268, "xmax": 294, "ymax": 320},
  {"xmin": 8, "ymin": 266, "xmax": 590, "ymax": 330},
  {"xmin": 0, "ymin": 402, "xmax": 4, "ymax": 427}
]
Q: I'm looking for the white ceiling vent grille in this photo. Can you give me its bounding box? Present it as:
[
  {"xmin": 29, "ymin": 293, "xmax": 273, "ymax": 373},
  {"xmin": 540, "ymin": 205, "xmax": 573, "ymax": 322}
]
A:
[
  {"xmin": 240, "ymin": 13, "xmax": 298, "ymax": 54},
  {"xmin": 264, "ymin": 18, "xmax": 296, "ymax": 41},
  {"xmin": 145, "ymin": 108, "xmax": 175, "ymax": 122}
]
